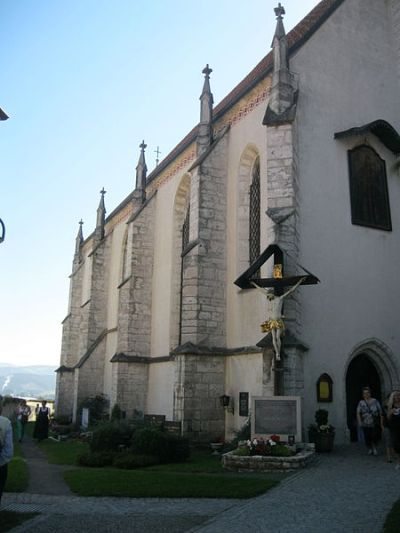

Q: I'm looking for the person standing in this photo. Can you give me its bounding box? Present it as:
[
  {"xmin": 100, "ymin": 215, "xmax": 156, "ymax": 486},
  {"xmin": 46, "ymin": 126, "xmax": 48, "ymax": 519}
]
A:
[
  {"xmin": 16, "ymin": 400, "xmax": 31, "ymax": 443},
  {"xmin": 382, "ymin": 394, "xmax": 395, "ymax": 463},
  {"xmin": 33, "ymin": 400, "xmax": 50, "ymax": 442},
  {"xmin": 357, "ymin": 386, "xmax": 382, "ymax": 456},
  {"xmin": 0, "ymin": 396, "xmax": 14, "ymax": 508},
  {"xmin": 387, "ymin": 390, "xmax": 400, "ymax": 470}
]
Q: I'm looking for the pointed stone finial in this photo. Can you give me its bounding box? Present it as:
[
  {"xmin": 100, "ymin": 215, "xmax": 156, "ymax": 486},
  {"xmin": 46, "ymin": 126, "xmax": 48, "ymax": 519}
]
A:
[
  {"xmin": 263, "ymin": 2, "xmax": 296, "ymax": 122},
  {"xmin": 74, "ymin": 219, "xmax": 84, "ymax": 261},
  {"xmin": 198, "ymin": 64, "xmax": 214, "ymax": 155},
  {"xmin": 95, "ymin": 188, "xmax": 106, "ymax": 241},
  {"xmin": 134, "ymin": 140, "xmax": 147, "ymax": 204}
]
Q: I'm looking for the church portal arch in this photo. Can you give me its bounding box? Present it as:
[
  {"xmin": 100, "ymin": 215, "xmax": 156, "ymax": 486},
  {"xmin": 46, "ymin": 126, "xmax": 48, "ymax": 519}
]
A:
[{"xmin": 345, "ymin": 339, "xmax": 399, "ymax": 441}]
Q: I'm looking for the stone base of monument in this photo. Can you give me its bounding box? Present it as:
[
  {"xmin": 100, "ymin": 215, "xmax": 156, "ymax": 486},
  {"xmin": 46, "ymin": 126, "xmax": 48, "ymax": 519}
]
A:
[{"xmin": 222, "ymin": 444, "xmax": 316, "ymax": 472}]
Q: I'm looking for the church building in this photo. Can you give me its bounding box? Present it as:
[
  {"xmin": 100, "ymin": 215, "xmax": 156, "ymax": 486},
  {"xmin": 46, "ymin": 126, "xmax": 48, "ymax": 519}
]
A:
[{"xmin": 55, "ymin": 0, "xmax": 400, "ymax": 444}]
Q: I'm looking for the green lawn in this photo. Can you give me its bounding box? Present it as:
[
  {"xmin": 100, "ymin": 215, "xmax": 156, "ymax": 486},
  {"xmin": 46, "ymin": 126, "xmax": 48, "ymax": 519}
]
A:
[
  {"xmin": 38, "ymin": 439, "xmax": 281, "ymax": 498},
  {"xmin": 0, "ymin": 511, "xmax": 39, "ymax": 533},
  {"xmin": 38, "ymin": 439, "xmax": 89, "ymax": 465},
  {"xmin": 4, "ymin": 433, "xmax": 29, "ymax": 493},
  {"xmin": 64, "ymin": 468, "xmax": 278, "ymax": 498}
]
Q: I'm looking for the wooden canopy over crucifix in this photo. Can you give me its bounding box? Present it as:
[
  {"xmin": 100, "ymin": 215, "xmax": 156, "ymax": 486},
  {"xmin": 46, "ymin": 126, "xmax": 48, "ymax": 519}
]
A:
[{"xmin": 234, "ymin": 244, "xmax": 319, "ymax": 293}]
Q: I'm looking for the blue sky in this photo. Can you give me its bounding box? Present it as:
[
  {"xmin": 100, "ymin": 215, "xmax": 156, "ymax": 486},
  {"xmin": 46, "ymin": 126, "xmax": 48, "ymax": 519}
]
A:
[{"xmin": 0, "ymin": 0, "xmax": 319, "ymax": 366}]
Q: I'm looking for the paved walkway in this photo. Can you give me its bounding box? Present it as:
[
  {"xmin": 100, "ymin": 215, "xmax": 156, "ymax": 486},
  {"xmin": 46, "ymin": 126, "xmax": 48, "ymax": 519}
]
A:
[{"xmin": 2, "ymin": 440, "xmax": 400, "ymax": 532}]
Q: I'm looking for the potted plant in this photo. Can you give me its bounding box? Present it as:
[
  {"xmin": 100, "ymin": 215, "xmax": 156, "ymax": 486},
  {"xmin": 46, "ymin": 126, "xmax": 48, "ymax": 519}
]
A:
[
  {"xmin": 308, "ymin": 409, "xmax": 335, "ymax": 452},
  {"xmin": 210, "ymin": 436, "xmax": 225, "ymax": 455}
]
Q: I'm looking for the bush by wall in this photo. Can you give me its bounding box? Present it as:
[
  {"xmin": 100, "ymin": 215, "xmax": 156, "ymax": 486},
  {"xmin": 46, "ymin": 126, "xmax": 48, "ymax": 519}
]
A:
[
  {"xmin": 131, "ymin": 427, "xmax": 190, "ymax": 463},
  {"xmin": 90, "ymin": 421, "xmax": 133, "ymax": 452},
  {"xmin": 112, "ymin": 452, "xmax": 159, "ymax": 469},
  {"xmin": 77, "ymin": 451, "xmax": 115, "ymax": 467}
]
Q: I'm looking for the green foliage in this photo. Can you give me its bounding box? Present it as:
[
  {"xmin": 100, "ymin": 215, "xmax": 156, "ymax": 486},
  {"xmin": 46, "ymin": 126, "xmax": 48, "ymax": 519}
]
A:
[
  {"xmin": 53, "ymin": 415, "xmax": 72, "ymax": 425},
  {"xmin": 232, "ymin": 446, "xmax": 251, "ymax": 456},
  {"xmin": 110, "ymin": 403, "xmax": 123, "ymax": 421},
  {"xmin": 0, "ymin": 511, "xmax": 39, "ymax": 533},
  {"xmin": 79, "ymin": 394, "xmax": 109, "ymax": 424},
  {"xmin": 131, "ymin": 427, "xmax": 190, "ymax": 463},
  {"xmin": 271, "ymin": 444, "xmax": 294, "ymax": 457},
  {"xmin": 112, "ymin": 452, "xmax": 159, "ymax": 469},
  {"xmin": 90, "ymin": 421, "xmax": 133, "ymax": 453},
  {"xmin": 315, "ymin": 409, "xmax": 329, "ymax": 426},
  {"xmin": 63, "ymin": 468, "xmax": 279, "ymax": 499},
  {"xmin": 77, "ymin": 451, "xmax": 115, "ymax": 467},
  {"xmin": 384, "ymin": 498, "xmax": 400, "ymax": 533}
]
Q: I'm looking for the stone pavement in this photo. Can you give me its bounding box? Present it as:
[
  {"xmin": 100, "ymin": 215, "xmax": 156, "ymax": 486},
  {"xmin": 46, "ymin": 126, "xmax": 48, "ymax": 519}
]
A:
[{"xmin": 2, "ymin": 441, "xmax": 400, "ymax": 532}]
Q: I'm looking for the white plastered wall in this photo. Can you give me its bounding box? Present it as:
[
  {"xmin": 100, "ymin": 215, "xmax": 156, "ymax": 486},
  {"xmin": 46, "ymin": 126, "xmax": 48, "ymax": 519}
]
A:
[{"xmin": 290, "ymin": 0, "xmax": 400, "ymax": 438}]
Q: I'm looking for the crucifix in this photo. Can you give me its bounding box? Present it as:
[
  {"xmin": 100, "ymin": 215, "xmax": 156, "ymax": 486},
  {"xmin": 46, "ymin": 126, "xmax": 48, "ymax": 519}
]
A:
[
  {"xmin": 154, "ymin": 146, "xmax": 161, "ymax": 166},
  {"xmin": 234, "ymin": 244, "xmax": 319, "ymax": 395},
  {"xmin": 100, "ymin": 187, "xmax": 106, "ymax": 197},
  {"xmin": 274, "ymin": 2, "xmax": 285, "ymax": 18}
]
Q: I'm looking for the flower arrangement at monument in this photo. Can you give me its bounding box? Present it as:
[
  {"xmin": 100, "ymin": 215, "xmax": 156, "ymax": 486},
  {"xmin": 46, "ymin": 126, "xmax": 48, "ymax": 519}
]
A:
[
  {"xmin": 233, "ymin": 434, "xmax": 294, "ymax": 457},
  {"xmin": 308, "ymin": 409, "xmax": 335, "ymax": 452},
  {"xmin": 308, "ymin": 409, "xmax": 335, "ymax": 435}
]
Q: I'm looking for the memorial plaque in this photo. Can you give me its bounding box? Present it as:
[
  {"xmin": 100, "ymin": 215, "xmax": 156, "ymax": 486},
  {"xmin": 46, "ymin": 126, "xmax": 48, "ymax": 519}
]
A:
[
  {"xmin": 251, "ymin": 396, "xmax": 302, "ymax": 442},
  {"xmin": 239, "ymin": 392, "xmax": 249, "ymax": 416}
]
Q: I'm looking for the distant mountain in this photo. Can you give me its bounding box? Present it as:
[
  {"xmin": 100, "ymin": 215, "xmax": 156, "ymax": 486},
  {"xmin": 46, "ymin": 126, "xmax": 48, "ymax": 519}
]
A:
[{"xmin": 0, "ymin": 364, "xmax": 57, "ymax": 400}]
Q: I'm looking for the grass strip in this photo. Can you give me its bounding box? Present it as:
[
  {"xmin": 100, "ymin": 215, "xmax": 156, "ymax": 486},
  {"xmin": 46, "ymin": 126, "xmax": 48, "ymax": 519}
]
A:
[
  {"xmin": 39, "ymin": 440, "xmax": 89, "ymax": 465},
  {"xmin": 5, "ymin": 430, "xmax": 30, "ymax": 493},
  {"xmin": 4, "ymin": 456, "xmax": 29, "ymax": 492},
  {"xmin": 383, "ymin": 499, "xmax": 400, "ymax": 533},
  {"xmin": 64, "ymin": 468, "xmax": 278, "ymax": 498},
  {"xmin": 0, "ymin": 511, "xmax": 39, "ymax": 532}
]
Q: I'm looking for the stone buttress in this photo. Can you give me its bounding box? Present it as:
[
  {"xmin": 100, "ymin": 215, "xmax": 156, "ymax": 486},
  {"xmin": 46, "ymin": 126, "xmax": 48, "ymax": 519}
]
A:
[
  {"xmin": 173, "ymin": 66, "xmax": 229, "ymax": 441},
  {"xmin": 110, "ymin": 143, "xmax": 155, "ymax": 418},
  {"xmin": 263, "ymin": 4, "xmax": 306, "ymax": 395}
]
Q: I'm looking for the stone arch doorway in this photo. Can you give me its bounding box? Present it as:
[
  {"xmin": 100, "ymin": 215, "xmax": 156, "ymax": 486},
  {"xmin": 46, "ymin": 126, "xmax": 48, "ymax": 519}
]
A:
[{"xmin": 345, "ymin": 353, "xmax": 382, "ymax": 442}]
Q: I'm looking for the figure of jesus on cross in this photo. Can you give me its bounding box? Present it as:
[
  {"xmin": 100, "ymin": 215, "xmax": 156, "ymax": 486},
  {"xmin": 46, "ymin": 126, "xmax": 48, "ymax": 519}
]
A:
[{"xmin": 251, "ymin": 276, "xmax": 307, "ymax": 360}]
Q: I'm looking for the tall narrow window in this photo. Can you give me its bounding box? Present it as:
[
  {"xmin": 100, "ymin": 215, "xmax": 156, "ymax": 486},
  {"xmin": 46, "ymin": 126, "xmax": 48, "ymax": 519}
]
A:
[
  {"xmin": 182, "ymin": 205, "xmax": 190, "ymax": 252},
  {"xmin": 348, "ymin": 145, "xmax": 392, "ymax": 231},
  {"xmin": 179, "ymin": 205, "xmax": 190, "ymax": 344},
  {"xmin": 249, "ymin": 157, "xmax": 260, "ymax": 264}
]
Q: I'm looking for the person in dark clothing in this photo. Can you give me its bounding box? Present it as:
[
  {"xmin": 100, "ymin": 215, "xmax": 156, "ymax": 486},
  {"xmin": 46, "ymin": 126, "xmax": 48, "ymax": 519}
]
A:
[
  {"xmin": 33, "ymin": 400, "xmax": 50, "ymax": 442},
  {"xmin": 387, "ymin": 390, "xmax": 400, "ymax": 470}
]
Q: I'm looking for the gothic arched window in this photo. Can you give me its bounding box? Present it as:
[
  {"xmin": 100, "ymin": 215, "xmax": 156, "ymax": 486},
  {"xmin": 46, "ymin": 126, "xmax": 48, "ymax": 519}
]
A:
[
  {"xmin": 348, "ymin": 145, "xmax": 392, "ymax": 231},
  {"xmin": 249, "ymin": 157, "xmax": 260, "ymax": 264},
  {"xmin": 182, "ymin": 205, "xmax": 190, "ymax": 252}
]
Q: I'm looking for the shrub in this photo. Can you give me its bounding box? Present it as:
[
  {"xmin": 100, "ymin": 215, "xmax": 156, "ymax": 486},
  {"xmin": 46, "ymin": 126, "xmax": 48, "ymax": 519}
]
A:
[
  {"xmin": 112, "ymin": 452, "xmax": 159, "ymax": 469},
  {"xmin": 79, "ymin": 394, "xmax": 109, "ymax": 425},
  {"xmin": 110, "ymin": 404, "xmax": 123, "ymax": 421},
  {"xmin": 90, "ymin": 421, "xmax": 133, "ymax": 453},
  {"xmin": 53, "ymin": 415, "xmax": 72, "ymax": 425},
  {"xmin": 77, "ymin": 451, "xmax": 115, "ymax": 467},
  {"xmin": 271, "ymin": 444, "xmax": 294, "ymax": 457},
  {"xmin": 232, "ymin": 446, "xmax": 250, "ymax": 456},
  {"xmin": 131, "ymin": 427, "xmax": 190, "ymax": 463}
]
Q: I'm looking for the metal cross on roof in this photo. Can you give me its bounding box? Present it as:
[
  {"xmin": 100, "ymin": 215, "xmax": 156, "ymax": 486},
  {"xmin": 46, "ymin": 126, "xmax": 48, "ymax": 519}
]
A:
[
  {"xmin": 274, "ymin": 3, "xmax": 285, "ymax": 18},
  {"xmin": 100, "ymin": 187, "xmax": 106, "ymax": 197},
  {"xmin": 154, "ymin": 146, "xmax": 161, "ymax": 166},
  {"xmin": 140, "ymin": 140, "xmax": 147, "ymax": 151}
]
